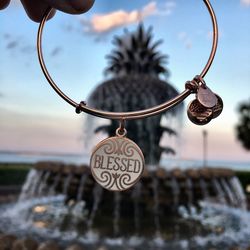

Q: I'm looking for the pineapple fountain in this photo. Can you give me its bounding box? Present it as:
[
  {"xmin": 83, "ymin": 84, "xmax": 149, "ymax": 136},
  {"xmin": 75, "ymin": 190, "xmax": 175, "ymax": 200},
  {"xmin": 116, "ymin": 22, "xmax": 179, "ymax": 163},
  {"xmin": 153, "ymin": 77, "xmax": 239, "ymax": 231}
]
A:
[
  {"xmin": 88, "ymin": 25, "xmax": 180, "ymax": 165},
  {"xmin": 0, "ymin": 25, "xmax": 249, "ymax": 250}
]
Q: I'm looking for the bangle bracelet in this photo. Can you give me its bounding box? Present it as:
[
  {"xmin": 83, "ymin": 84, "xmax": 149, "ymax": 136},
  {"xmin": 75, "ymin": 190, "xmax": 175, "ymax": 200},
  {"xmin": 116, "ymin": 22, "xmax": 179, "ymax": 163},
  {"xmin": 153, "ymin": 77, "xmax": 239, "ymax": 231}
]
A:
[{"xmin": 37, "ymin": 0, "xmax": 223, "ymax": 192}]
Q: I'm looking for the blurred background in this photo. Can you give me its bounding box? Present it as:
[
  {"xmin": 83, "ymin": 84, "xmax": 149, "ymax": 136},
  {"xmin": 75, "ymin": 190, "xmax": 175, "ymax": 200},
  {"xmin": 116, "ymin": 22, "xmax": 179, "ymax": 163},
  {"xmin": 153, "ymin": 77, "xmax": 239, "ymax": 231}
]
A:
[
  {"xmin": 0, "ymin": 0, "xmax": 249, "ymax": 165},
  {"xmin": 0, "ymin": 1, "xmax": 250, "ymax": 250}
]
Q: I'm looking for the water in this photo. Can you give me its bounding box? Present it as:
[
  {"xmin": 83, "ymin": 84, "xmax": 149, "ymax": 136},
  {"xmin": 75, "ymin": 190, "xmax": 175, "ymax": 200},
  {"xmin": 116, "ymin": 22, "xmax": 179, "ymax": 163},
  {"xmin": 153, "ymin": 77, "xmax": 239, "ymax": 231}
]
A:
[
  {"xmin": 185, "ymin": 178, "xmax": 193, "ymax": 207},
  {"xmin": 152, "ymin": 175, "xmax": 161, "ymax": 235},
  {"xmin": 1, "ymin": 151, "xmax": 250, "ymax": 249},
  {"xmin": 212, "ymin": 178, "xmax": 226, "ymax": 204},
  {"xmin": 113, "ymin": 192, "xmax": 121, "ymax": 236},
  {"xmin": 0, "ymin": 151, "xmax": 249, "ymax": 172},
  {"xmin": 132, "ymin": 182, "xmax": 142, "ymax": 235},
  {"xmin": 170, "ymin": 176, "xmax": 180, "ymax": 208},
  {"xmin": 1, "ymin": 195, "xmax": 250, "ymax": 250},
  {"xmin": 77, "ymin": 174, "xmax": 88, "ymax": 202},
  {"xmin": 63, "ymin": 173, "xmax": 73, "ymax": 195},
  {"xmin": 87, "ymin": 184, "xmax": 103, "ymax": 230},
  {"xmin": 229, "ymin": 176, "xmax": 247, "ymax": 210},
  {"xmin": 18, "ymin": 169, "xmax": 40, "ymax": 201},
  {"xmin": 199, "ymin": 179, "xmax": 209, "ymax": 200}
]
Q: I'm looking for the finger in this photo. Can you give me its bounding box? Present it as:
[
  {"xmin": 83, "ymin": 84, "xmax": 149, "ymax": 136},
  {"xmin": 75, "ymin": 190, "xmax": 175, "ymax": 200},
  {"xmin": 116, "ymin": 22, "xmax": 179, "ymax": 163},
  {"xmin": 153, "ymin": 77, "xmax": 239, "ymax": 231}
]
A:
[
  {"xmin": 20, "ymin": 0, "xmax": 56, "ymax": 22},
  {"xmin": 0, "ymin": 0, "xmax": 11, "ymax": 10},
  {"xmin": 44, "ymin": 0, "xmax": 95, "ymax": 14}
]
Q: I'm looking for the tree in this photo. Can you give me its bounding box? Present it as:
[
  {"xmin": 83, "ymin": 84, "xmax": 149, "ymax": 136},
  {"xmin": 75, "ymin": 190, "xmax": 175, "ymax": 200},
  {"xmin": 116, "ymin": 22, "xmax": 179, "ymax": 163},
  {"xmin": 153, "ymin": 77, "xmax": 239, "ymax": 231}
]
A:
[
  {"xmin": 236, "ymin": 99, "xmax": 250, "ymax": 150},
  {"xmin": 88, "ymin": 24, "xmax": 183, "ymax": 165}
]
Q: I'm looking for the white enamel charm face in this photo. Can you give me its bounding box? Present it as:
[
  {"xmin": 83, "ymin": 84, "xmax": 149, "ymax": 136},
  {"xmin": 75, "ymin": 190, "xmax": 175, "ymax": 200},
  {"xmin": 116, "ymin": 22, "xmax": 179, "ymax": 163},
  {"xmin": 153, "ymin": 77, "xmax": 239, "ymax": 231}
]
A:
[{"xmin": 90, "ymin": 136, "xmax": 145, "ymax": 192}]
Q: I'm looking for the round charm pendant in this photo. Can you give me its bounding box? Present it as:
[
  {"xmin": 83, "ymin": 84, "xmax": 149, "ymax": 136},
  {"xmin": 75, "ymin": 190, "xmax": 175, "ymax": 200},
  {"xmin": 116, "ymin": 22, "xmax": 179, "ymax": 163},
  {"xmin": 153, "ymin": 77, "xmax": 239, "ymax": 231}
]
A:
[
  {"xmin": 197, "ymin": 86, "xmax": 217, "ymax": 108},
  {"xmin": 212, "ymin": 94, "xmax": 223, "ymax": 119},
  {"xmin": 187, "ymin": 99, "xmax": 213, "ymax": 125},
  {"xmin": 90, "ymin": 136, "xmax": 145, "ymax": 192}
]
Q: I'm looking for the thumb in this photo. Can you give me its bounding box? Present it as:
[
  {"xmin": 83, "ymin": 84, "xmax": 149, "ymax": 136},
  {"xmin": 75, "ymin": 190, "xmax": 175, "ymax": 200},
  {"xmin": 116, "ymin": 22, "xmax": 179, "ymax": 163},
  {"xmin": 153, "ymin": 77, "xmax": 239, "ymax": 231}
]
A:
[
  {"xmin": 0, "ymin": 0, "xmax": 11, "ymax": 10},
  {"xmin": 44, "ymin": 0, "xmax": 95, "ymax": 14},
  {"xmin": 20, "ymin": 0, "xmax": 94, "ymax": 22},
  {"xmin": 20, "ymin": 0, "xmax": 56, "ymax": 22}
]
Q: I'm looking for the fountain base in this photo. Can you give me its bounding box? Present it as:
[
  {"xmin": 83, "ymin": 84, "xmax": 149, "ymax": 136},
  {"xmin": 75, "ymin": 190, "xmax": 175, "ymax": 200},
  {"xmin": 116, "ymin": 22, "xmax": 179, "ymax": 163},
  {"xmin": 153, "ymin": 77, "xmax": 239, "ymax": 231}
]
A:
[{"xmin": 0, "ymin": 162, "xmax": 249, "ymax": 250}]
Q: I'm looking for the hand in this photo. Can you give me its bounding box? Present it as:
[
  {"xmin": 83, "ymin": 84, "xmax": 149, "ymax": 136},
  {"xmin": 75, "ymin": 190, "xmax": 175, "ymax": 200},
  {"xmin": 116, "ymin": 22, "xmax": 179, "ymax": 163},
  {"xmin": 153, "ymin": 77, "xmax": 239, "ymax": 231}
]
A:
[{"xmin": 0, "ymin": 0, "xmax": 94, "ymax": 22}]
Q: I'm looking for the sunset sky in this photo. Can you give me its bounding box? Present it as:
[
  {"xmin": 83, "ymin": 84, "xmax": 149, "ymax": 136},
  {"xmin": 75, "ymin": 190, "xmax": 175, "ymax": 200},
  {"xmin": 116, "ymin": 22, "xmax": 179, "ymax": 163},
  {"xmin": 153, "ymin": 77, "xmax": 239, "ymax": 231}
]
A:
[{"xmin": 0, "ymin": 0, "xmax": 249, "ymax": 163}]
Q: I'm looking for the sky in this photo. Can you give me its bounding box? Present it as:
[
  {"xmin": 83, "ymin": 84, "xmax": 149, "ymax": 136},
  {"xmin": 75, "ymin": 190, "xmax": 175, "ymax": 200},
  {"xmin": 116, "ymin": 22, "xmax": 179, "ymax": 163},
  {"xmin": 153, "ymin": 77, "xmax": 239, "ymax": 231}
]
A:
[{"xmin": 0, "ymin": 0, "xmax": 249, "ymax": 163}]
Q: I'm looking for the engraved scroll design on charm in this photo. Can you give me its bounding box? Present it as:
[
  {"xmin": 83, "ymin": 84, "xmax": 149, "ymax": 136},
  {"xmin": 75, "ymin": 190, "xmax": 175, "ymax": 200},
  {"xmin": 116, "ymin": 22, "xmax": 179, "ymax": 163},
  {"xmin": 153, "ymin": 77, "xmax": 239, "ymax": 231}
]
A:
[{"xmin": 90, "ymin": 136, "xmax": 145, "ymax": 192}]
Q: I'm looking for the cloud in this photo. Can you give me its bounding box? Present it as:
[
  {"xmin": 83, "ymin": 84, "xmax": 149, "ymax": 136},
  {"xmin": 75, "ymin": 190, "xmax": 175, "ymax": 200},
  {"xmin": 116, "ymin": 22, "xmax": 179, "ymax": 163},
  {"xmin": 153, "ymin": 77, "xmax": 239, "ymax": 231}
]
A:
[
  {"xmin": 82, "ymin": 2, "xmax": 155, "ymax": 33},
  {"xmin": 4, "ymin": 35, "xmax": 36, "ymax": 56},
  {"xmin": 178, "ymin": 32, "xmax": 192, "ymax": 49},
  {"xmin": 50, "ymin": 47, "xmax": 62, "ymax": 57},
  {"xmin": 6, "ymin": 40, "xmax": 18, "ymax": 49},
  {"xmin": 159, "ymin": 1, "xmax": 176, "ymax": 16},
  {"xmin": 80, "ymin": 1, "xmax": 176, "ymax": 34},
  {"xmin": 21, "ymin": 45, "xmax": 36, "ymax": 54},
  {"xmin": 3, "ymin": 33, "xmax": 10, "ymax": 39},
  {"xmin": 241, "ymin": 0, "xmax": 250, "ymax": 7}
]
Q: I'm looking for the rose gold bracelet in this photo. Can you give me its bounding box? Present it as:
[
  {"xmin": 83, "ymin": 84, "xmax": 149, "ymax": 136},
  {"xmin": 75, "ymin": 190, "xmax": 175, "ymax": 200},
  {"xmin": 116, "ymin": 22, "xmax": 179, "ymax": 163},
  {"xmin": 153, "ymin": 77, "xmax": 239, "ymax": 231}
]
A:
[
  {"xmin": 37, "ymin": 0, "xmax": 223, "ymax": 191},
  {"xmin": 37, "ymin": 0, "xmax": 219, "ymax": 121}
]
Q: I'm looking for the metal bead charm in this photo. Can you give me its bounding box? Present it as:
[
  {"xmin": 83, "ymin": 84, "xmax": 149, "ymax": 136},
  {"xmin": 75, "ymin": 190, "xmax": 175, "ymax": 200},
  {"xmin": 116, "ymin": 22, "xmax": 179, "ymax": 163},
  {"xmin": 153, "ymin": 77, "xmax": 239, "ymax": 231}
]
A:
[
  {"xmin": 212, "ymin": 94, "xmax": 223, "ymax": 119},
  {"xmin": 187, "ymin": 99, "xmax": 213, "ymax": 125}
]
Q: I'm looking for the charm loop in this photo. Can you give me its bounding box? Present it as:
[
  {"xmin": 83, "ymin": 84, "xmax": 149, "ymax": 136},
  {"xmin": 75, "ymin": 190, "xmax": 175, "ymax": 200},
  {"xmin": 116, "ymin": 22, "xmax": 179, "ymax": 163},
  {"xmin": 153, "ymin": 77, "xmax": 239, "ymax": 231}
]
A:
[
  {"xmin": 116, "ymin": 119, "xmax": 127, "ymax": 137},
  {"xmin": 37, "ymin": 0, "xmax": 218, "ymax": 121}
]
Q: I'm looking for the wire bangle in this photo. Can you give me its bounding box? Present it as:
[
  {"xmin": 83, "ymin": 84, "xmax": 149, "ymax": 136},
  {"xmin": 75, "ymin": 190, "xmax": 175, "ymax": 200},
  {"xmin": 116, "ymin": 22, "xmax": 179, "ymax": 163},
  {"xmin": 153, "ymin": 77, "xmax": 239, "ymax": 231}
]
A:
[{"xmin": 37, "ymin": 0, "xmax": 218, "ymax": 121}]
